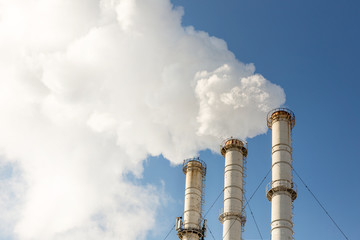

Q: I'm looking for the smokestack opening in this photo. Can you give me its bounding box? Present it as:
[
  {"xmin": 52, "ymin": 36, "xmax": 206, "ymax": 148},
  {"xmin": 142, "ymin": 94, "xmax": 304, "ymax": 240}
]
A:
[
  {"xmin": 220, "ymin": 138, "xmax": 248, "ymax": 157},
  {"xmin": 267, "ymin": 108, "xmax": 295, "ymax": 129}
]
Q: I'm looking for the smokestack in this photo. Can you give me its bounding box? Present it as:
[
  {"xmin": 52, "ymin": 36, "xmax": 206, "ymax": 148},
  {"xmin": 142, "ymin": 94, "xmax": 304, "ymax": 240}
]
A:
[
  {"xmin": 266, "ymin": 108, "xmax": 297, "ymax": 240},
  {"xmin": 219, "ymin": 138, "xmax": 248, "ymax": 240},
  {"xmin": 176, "ymin": 158, "xmax": 207, "ymax": 240}
]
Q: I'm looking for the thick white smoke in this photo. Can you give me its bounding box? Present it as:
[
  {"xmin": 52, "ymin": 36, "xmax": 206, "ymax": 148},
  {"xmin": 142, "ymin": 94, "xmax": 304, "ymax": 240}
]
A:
[{"xmin": 0, "ymin": 0, "xmax": 285, "ymax": 239}]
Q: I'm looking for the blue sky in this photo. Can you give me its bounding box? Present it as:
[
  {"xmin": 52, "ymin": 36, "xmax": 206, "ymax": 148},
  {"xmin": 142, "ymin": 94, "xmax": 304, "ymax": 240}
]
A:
[
  {"xmin": 143, "ymin": 1, "xmax": 360, "ymax": 239},
  {"xmin": 0, "ymin": 0, "xmax": 358, "ymax": 239}
]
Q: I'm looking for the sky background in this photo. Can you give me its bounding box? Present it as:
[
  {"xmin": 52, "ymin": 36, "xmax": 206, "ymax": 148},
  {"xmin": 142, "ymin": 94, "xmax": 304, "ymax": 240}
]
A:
[{"xmin": 0, "ymin": 0, "xmax": 359, "ymax": 240}]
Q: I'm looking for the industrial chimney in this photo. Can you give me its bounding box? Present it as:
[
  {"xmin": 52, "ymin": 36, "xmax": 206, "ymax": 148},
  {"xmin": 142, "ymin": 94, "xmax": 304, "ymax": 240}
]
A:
[
  {"xmin": 219, "ymin": 138, "xmax": 248, "ymax": 240},
  {"xmin": 176, "ymin": 158, "xmax": 207, "ymax": 240},
  {"xmin": 266, "ymin": 108, "xmax": 297, "ymax": 240}
]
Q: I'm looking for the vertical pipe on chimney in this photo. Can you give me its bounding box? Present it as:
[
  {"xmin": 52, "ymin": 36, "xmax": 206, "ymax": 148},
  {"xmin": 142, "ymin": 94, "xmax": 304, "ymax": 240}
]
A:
[
  {"xmin": 219, "ymin": 138, "xmax": 248, "ymax": 240},
  {"xmin": 266, "ymin": 108, "xmax": 297, "ymax": 240},
  {"xmin": 176, "ymin": 158, "xmax": 207, "ymax": 240}
]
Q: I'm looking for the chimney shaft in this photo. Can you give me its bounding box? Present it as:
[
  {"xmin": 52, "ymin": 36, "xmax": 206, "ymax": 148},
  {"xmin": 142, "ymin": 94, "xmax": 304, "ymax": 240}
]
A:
[
  {"xmin": 266, "ymin": 108, "xmax": 297, "ymax": 240},
  {"xmin": 177, "ymin": 158, "xmax": 206, "ymax": 240},
  {"xmin": 220, "ymin": 138, "xmax": 248, "ymax": 240}
]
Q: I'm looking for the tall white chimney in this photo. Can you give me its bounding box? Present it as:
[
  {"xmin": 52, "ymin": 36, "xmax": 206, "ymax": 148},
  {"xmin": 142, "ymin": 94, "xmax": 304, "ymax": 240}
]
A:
[
  {"xmin": 176, "ymin": 158, "xmax": 207, "ymax": 240},
  {"xmin": 266, "ymin": 108, "xmax": 297, "ymax": 240},
  {"xmin": 219, "ymin": 138, "xmax": 248, "ymax": 240}
]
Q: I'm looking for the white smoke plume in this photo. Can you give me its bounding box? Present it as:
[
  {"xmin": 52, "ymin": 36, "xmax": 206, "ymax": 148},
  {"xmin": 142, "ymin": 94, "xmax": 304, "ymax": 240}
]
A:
[{"xmin": 0, "ymin": 0, "xmax": 285, "ymax": 239}]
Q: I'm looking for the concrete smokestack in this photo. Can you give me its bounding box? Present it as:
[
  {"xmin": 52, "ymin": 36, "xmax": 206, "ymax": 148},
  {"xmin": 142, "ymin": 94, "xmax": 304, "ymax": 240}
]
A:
[
  {"xmin": 219, "ymin": 138, "xmax": 248, "ymax": 240},
  {"xmin": 266, "ymin": 108, "xmax": 297, "ymax": 240},
  {"xmin": 176, "ymin": 158, "xmax": 207, "ymax": 240}
]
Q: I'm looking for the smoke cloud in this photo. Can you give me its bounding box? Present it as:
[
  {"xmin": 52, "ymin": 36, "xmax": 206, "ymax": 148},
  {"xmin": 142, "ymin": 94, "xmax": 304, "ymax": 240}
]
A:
[{"xmin": 0, "ymin": 0, "xmax": 285, "ymax": 239}]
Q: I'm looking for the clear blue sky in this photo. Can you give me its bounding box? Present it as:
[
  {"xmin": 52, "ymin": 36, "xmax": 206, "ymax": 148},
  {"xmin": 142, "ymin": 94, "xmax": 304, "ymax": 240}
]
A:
[{"xmin": 142, "ymin": 1, "xmax": 360, "ymax": 239}]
